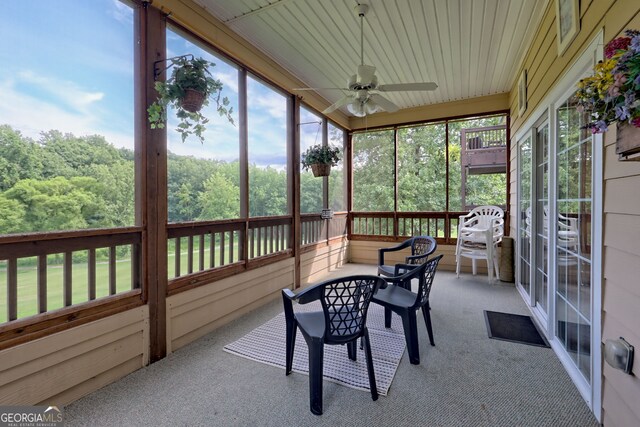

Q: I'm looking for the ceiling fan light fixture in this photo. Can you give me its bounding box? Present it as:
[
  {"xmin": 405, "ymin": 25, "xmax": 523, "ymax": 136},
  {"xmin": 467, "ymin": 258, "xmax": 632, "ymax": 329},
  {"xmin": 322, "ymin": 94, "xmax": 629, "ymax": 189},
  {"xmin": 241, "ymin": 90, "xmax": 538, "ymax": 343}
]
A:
[
  {"xmin": 346, "ymin": 101, "xmax": 366, "ymax": 117},
  {"xmin": 347, "ymin": 99, "xmax": 381, "ymax": 117}
]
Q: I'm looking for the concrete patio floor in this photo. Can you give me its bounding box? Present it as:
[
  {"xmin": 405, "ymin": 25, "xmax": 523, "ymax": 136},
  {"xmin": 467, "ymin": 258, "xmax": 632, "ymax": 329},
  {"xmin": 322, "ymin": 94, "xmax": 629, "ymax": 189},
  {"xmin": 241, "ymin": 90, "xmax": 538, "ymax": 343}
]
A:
[{"xmin": 64, "ymin": 264, "xmax": 598, "ymax": 426}]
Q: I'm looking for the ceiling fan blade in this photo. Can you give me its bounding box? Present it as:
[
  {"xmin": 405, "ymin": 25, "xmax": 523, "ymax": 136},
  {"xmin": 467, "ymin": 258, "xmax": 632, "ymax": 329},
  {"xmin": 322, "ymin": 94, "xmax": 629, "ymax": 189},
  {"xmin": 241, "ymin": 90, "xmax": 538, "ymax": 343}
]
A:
[
  {"xmin": 322, "ymin": 95, "xmax": 354, "ymax": 114},
  {"xmin": 377, "ymin": 82, "xmax": 438, "ymax": 92},
  {"xmin": 292, "ymin": 87, "xmax": 348, "ymax": 91},
  {"xmin": 357, "ymin": 65, "xmax": 376, "ymax": 86},
  {"xmin": 369, "ymin": 93, "xmax": 399, "ymax": 113}
]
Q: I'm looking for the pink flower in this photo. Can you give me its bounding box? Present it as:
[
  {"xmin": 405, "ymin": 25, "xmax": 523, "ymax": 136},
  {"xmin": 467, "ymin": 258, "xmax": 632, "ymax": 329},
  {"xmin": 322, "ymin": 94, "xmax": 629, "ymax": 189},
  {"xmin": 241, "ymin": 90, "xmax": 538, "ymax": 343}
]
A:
[
  {"xmin": 605, "ymin": 37, "xmax": 631, "ymax": 58},
  {"xmin": 632, "ymin": 117, "xmax": 640, "ymax": 128}
]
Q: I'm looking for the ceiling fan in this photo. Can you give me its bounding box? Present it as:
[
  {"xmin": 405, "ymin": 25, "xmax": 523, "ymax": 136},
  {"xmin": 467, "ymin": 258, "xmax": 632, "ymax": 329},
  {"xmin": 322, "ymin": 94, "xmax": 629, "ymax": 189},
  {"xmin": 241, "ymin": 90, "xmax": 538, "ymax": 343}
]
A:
[{"xmin": 295, "ymin": 4, "xmax": 437, "ymax": 117}]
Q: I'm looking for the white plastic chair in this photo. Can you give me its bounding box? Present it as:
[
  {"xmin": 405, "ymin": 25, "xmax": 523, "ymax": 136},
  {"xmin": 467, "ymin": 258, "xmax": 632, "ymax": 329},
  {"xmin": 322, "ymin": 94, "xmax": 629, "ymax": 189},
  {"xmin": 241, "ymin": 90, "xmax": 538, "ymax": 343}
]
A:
[
  {"xmin": 455, "ymin": 205, "xmax": 504, "ymax": 282},
  {"xmin": 525, "ymin": 206, "xmax": 579, "ymax": 264}
]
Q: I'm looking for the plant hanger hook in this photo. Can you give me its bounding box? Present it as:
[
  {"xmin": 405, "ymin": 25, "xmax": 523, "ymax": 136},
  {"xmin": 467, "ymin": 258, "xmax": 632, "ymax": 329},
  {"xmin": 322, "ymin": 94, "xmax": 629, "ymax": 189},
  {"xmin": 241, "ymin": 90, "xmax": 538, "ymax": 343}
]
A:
[{"xmin": 153, "ymin": 54, "xmax": 195, "ymax": 81}]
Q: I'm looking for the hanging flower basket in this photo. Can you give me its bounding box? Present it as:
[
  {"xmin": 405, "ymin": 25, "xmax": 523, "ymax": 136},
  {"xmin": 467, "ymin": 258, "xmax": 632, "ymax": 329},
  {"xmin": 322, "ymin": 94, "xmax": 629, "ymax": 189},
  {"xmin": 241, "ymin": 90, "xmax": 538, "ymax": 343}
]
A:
[
  {"xmin": 180, "ymin": 88, "xmax": 206, "ymax": 113},
  {"xmin": 301, "ymin": 144, "xmax": 341, "ymax": 177},
  {"xmin": 310, "ymin": 163, "xmax": 331, "ymax": 177}
]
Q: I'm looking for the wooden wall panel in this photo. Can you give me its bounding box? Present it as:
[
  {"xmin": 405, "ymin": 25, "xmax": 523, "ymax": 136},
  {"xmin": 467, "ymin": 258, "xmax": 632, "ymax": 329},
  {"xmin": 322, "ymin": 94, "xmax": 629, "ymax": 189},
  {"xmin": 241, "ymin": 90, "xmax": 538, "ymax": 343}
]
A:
[
  {"xmin": 0, "ymin": 307, "xmax": 148, "ymax": 406},
  {"xmin": 300, "ymin": 240, "xmax": 349, "ymax": 285},
  {"xmin": 166, "ymin": 258, "xmax": 294, "ymax": 352},
  {"xmin": 348, "ymin": 240, "xmax": 501, "ymax": 276}
]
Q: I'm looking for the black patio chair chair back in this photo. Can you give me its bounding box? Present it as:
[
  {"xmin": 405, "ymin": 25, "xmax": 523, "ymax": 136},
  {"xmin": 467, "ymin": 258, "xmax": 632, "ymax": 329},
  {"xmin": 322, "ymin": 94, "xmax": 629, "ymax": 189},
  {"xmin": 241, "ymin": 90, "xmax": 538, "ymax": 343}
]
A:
[
  {"xmin": 282, "ymin": 275, "xmax": 385, "ymax": 415},
  {"xmin": 373, "ymin": 254, "xmax": 443, "ymax": 365},
  {"xmin": 378, "ymin": 236, "xmax": 437, "ymax": 281},
  {"xmin": 410, "ymin": 236, "xmax": 437, "ymax": 265}
]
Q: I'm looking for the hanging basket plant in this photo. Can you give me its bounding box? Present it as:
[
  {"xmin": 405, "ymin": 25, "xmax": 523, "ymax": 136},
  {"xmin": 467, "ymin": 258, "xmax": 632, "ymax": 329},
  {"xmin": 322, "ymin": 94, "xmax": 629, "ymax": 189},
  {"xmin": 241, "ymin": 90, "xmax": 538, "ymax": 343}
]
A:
[
  {"xmin": 148, "ymin": 56, "xmax": 234, "ymax": 143},
  {"xmin": 301, "ymin": 144, "xmax": 341, "ymax": 177}
]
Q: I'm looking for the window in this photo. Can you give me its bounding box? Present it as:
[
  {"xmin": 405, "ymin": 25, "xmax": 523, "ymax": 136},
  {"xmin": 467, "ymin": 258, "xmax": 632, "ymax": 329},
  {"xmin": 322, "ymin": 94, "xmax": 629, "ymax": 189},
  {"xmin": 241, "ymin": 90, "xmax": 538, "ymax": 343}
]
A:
[
  {"xmin": 166, "ymin": 27, "xmax": 240, "ymax": 223},
  {"xmin": 299, "ymin": 107, "xmax": 323, "ymax": 214},
  {"xmin": 247, "ymin": 76, "xmax": 288, "ymax": 217},
  {"xmin": 328, "ymin": 122, "xmax": 346, "ymax": 211},
  {"xmin": 352, "ymin": 129, "xmax": 394, "ymax": 211},
  {"xmin": 397, "ymin": 123, "xmax": 447, "ymax": 211},
  {"xmin": 0, "ymin": 0, "xmax": 137, "ymax": 322},
  {"xmin": 0, "ymin": 0, "xmax": 135, "ymax": 234},
  {"xmin": 449, "ymin": 115, "xmax": 507, "ymax": 211}
]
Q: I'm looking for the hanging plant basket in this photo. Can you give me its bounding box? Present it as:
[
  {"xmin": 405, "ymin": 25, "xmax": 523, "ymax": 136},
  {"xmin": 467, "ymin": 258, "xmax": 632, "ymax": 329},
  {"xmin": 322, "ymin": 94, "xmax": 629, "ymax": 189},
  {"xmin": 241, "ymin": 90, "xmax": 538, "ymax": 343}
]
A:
[
  {"xmin": 310, "ymin": 163, "xmax": 331, "ymax": 177},
  {"xmin": 616, "ymin": 122, "xmax": 640, "ymax": 161},
  {"xmin": 180, "ymin": 89, "xmax": 206, "ymax": 113}
]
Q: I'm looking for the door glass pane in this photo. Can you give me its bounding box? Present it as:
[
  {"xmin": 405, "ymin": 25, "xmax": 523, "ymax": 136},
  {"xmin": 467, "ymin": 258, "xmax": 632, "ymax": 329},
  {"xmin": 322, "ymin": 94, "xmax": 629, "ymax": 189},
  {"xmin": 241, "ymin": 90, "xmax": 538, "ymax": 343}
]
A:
[
  {"xmin": 518, "ymin": 135, "xmax": 532, "ymax": 296},
  {"xmin": 555, "ymin": 94, "xmax": 592, "ymax": 384},
  {"xmin": 535, "ymin": 124, "xmax": 549, "ymax": 313}
]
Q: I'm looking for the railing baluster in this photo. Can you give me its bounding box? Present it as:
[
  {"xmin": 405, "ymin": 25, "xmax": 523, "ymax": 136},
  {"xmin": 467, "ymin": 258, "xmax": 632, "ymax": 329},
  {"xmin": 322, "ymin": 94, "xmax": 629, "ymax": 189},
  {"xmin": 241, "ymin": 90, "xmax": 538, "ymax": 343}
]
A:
[
  {"xmin": 257, "ymin": 227, "xmax": 262, "ymax": 257},
  {"xmin": 109, "ymin": 247, "xmax": 116, "ymax": 296},
  {"xmin": 270, "ymin": 226, "xmax": 274, "ymax": 254},
  {"xmin": 279, "ymin": 225, "xmax": 283, "ymax": 250},
  {"xmin": 38, "ymin": 255, "xmax": 48, "ymax": 313},
  {"xmin": 187, "ymin": 235, "xmax": 194, "ymax": 274},
  {"xmin": 8, "ymin": 258, "xmax": 17, "ymax": 321},
  {"xmin": 88, "ymin": 249, "xmax": 96, "ymax": 301},
  {"xmin": 220, "ymin": 231, "xmax": 226, "ymax": 266},
  {"xmin": 229, "ymin": 230, "xmax": 234, "ymax": 263},
  {"xmin": 211, "ymin": 233, "xmax": 216, "ymax": 268},
  {"xmin": 250, "ymin": 228, "xmax": 255, "ymax": 259},
  {"xmin": 175, "ymin": 238, "xmax": 181, "ymax": 278},
  {"xmin": 263, "ymin": 227, "xmax": 268, "ymax": 254},
  {"xmin": 63, "ymin": 252, "xmax": 73, "ymax": 305},
  {"xmin": 199, "ymin": 234, "xmax": 205, "ymax": 271}
]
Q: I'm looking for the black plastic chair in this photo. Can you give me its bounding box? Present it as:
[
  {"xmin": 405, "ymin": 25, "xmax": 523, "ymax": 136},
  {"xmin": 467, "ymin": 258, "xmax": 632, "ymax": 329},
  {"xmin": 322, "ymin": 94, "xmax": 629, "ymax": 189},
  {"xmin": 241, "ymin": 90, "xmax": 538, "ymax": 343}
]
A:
[
  {"xmin": 281, "ymin": 275, "xmax": 385, "ymax": 415},
  {"xmin": 377, "ymin": 236, "xmax": 437, "ymax": 285},
  {"xmin": 372, "ymin": 254, "xmax": 443, "ymax": 365}
]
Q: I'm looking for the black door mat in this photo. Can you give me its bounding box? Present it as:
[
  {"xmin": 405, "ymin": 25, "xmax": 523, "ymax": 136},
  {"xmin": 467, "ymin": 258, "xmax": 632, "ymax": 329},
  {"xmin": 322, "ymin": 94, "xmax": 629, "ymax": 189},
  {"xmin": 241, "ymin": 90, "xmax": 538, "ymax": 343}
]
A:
[{"xmin": 484, "ymin": 310, "xmax": 550, "ymax": 348}]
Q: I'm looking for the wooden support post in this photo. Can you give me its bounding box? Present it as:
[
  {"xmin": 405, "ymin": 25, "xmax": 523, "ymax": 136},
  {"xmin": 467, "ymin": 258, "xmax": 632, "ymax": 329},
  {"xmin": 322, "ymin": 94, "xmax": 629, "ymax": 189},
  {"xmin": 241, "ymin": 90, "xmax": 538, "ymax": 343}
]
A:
[
  {"xmin": 138, "ymin": 3, "xmax": 167, "ymax": 363},
  {"xmin": 239, "ymin": 68, "xmax": 249, "ymax": 263},
  {"xmin": 290, "ymin": 96, "xmax": 301, "ymax": 288}
]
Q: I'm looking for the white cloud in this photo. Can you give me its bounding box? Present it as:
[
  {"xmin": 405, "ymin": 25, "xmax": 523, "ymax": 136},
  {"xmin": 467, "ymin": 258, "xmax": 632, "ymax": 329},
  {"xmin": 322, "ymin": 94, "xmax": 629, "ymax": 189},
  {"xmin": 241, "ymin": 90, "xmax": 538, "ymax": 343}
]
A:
[
  {"xmin": 17, "ymin": 70, "xmax": 104, "ymax": 111},
  {"xmin": 109, "ymin": 0, "xmax": 134, "ymax": 25},
  {"xmin": 214, "ymin": 70, "xmax": 239, "ymax": 94},
  {"xmin": 0, "ymin": 74, "xmax": 132, "ymax": 149}
]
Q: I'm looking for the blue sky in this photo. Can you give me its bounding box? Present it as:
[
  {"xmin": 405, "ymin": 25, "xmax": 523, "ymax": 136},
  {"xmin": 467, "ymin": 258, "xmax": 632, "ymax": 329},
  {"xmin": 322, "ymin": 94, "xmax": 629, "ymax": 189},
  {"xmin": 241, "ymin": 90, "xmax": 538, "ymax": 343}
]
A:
[{"xmin": 1, "ymin": 0, "xmax": 295, "ymax": 168}]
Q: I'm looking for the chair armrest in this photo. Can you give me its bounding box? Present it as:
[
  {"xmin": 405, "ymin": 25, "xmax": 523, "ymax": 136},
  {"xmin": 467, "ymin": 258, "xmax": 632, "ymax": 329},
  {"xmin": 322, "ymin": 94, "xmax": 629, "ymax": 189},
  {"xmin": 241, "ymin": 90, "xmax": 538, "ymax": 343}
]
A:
[
  {"xmin": 378, "ymin": 239, "xmax": 412, "ymax": 266},
  {"xmin": 288, "ymin": 283, "xmax": 324, "ymax": 305},
  {"xmin": 282, "ymin": 288, "xmax": 296, "ymax": 301}
]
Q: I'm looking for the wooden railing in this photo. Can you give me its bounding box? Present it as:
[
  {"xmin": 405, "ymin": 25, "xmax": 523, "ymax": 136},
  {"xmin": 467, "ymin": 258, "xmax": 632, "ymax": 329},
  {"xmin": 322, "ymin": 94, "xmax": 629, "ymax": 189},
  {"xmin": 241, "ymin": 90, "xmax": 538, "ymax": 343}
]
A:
[
  {"xmin": 167, "ymin": 216, "xmax": 293, "ymax": 284},
  {"xmin": 0, "ymin": 228, "xmax": 142, "ymax": 323},
  {"xmin": 300, "ymin": 214, "xmax": 324, "ymax": 246},
  {"xmin": 329, "ymin": 212, "xmax": 348, "ymax": 239},
  {"xmin": 248, "ymin": 216, "xmax": 291, "ymax": 259},
  {"xmin": 167, "ymin": 219, "xmax": 245, "ymax": 278},
  {"xmin": 350, "ymin": 211, "xmax": 470, "ymax": 244}
]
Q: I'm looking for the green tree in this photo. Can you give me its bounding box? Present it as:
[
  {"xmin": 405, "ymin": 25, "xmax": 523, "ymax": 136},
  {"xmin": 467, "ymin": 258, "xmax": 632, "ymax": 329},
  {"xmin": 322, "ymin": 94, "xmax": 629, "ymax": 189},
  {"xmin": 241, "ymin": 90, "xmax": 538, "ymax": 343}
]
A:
[
  {"xmin": 198, "ymin": 172, "xmax": 240, "ymax": 220},
  {"xmin": 0, "ymin": 195, "xmax": 26, "ymax": 233}
]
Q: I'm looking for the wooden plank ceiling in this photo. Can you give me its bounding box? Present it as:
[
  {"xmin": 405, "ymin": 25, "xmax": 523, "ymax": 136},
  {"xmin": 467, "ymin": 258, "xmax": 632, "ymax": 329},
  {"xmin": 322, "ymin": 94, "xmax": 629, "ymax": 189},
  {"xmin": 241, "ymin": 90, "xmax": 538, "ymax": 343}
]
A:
[{"xmin": 195, "ymin": 0, "xmax": 546, "ymax": 116}]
